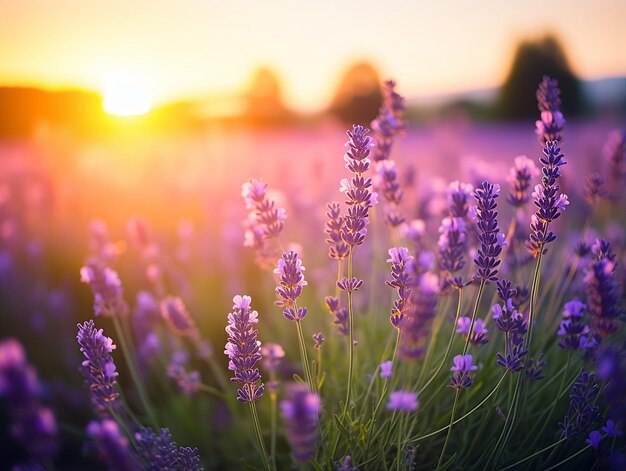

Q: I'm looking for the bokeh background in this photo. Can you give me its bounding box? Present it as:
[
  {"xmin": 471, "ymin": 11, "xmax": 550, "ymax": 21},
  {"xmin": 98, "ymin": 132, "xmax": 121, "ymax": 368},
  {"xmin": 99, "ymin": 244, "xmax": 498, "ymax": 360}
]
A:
[{"xmin": 0, "ymin": 0, "xmax": 624, "ymax": 468}]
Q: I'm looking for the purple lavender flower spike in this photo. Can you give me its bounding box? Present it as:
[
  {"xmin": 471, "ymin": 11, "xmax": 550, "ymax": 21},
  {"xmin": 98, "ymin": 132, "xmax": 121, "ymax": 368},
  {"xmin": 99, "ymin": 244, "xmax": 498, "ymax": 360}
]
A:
[
  {"xmin": 167, "ymin": 363, "xmax": 201, "ymax": 395},
  {"xmin": 387, "ymin": 391, "xmax": 419, "ymax": 412},
  {"xmin": 0, "ymin": 339, "xmax": 58, "ymax": 461},
  {"xmin": 457, "ymin": 317, "xmax": 489, "ymax": 345},
  {"xmin": 602, "ymin": 420, "xmax": 623, "ymax": 438},
  {"xmin": 275, "ymin": 251, "xmax": 308, "ymax": 319},
  {"xmin": 507, "ymin": 155, "xmax": 539, "ymax": 207},
  {"xmin": 80, "ymin": 261, "xmax": 128, "ymax": 317},
  {"xmin": 335, "ymin": 455, "xmax": 358, "ymax": 471},
  {"xmin": 557, "ymin": 300, "xmax": 593, "ymax": 350},
  {"xmin": 135, "ymin": 427, "xmax": 204, "ymax": 471},
  {"xmin": 380, "ymin": 361, "xmax": 393, "ymax": 379},
  {"xmin": 337, "ymin": 276, "xmax": 364, "ymax": 293},
  {"xmin": 386, "ymin": 247, "xmax": 413, "ymax": 328},
  {"xmin": 526, "ymin": 140, "xmax": 568, "ymax": 258},
  {"xmin": 340, "ymin": 125, "xmax": 377, "ymax": 248},
  {"xmin": 333, "ymin": 308, "xmax": 350, "ymax": 336},
  {"xmin": 312, "ymin": 333, "xmax": 324, "ymax": 350},
  {"xmin": 535, "ymin": 76, "xmax": 564, "ymax": 144},
  {"xmin": 585, "ymin": 430, "xmax": 603, "ymax": 450},
  {"xmin": 86, "ymin": 419, "xmax": 139, "ymax": 471},
  {"xmin": 160, "ymin": 296, "xmax": 199, "ymax": 339},
  {"xmin": 473, "ymin": 181, "xmax": 507, "ymax": 282},
  {"xmin": 77, "ymin": 320, "xmax": 120, "ymax": 410},
  {"xmin": 224, "ymin": 295, "xmax": 264, "ymax": 402},
  {"xmin": 375, "ymin": 159, "xmax": 405, "ymax": 226},
  {"xmin": 325, "ymin": 203, "xmax": 350, "ymax": 261},
  {"xmin": 449, "ymin": 354, "xmax": 477, "ymax": 390},
  {"xmin": 371, "ymin": 80, "xmax": 405, "ymax": 162},
  {"xmin": 559, "ymin": 369, "xmax": 601, "ymax": 439},
  {"xmin": 399, "ymin": 269, "xmax": 439, "ymax": 359},
  {"xmin": 585, "ymin": 240, "xmax": 620, "ymax": 339},
  {"xmin": 280, "ymin": 383, "xmax": 321, "ymax": 462}
]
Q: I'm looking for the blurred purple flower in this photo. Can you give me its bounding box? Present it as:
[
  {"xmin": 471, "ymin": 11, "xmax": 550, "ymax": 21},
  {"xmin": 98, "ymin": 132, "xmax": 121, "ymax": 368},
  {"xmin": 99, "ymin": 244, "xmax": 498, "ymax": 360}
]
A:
[
  {"xmin": 325, "ymin": 203, "xmax": 350, "ymax": 261},
  {"xmin": 135, "ymin": 427, "xmax": 203, "ymax": 471},
  {"xmin": 167, "ymin": 363, "xmax": 201, "ymax": 395},
  {"xmin": 80, "ymin": 261, "xmax": 128, "ymax": 317},
  {"xmin": 585, "ymin": 430, "xmax": 603, "ymax": 450},
  {"xmin": 224, "ymin": 295, "xmax": 264, "ymax": 403},
  {"xmin": 280, "ymin": 383, "xmax": 321, "ymax": 462},
  {"xmin": 507, "ymin": 155, "xmax": 539, "ymax": 207},
  {"xmin": 535, "ymin": 76, "xmax": 564, "ymax": 144},
  {"xmin": 584, "ymin": 240, "xmax": 620, "ymax": 339},
  {"xmin": 86, "ymin": 419, "xmax": 139, "ymax": 471},
  {"xmin": 386, "ymin": 247, "xmax": 413, "ymax": 328},
  {"xmin": 335, "ymin": 455, "xmax": 358, "ymax": 471},
  {"xmin": 449, "ymin": 354, "xmax": 477, "ymax": 390},
  {"xmin": 261, "ymin": 343, "xmax": 285, "ymax": 371},
  {"xmin": 386, "ymin": 390, "xmax": 418, "ymax": 412},
  {"xmin": 312, "ymin": 333, "xmax": 324, "ymax": 350},
  {"xmin": 371, "ymin": 80, "xmax": 405, "ymax": 162},
  {"xmin": 379, "ymin": 361, "xmax": 393, "ymax": 379},
  {"xmin": 160, "ymin": 296, "xmax": 199, "ymax": 339}
]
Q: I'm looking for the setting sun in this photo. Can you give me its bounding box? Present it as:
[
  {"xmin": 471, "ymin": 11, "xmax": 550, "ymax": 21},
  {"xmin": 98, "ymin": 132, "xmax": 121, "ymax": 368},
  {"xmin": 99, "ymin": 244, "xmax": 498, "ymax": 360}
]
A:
[{"xmin": 102, "ymin": 71, "xmax": 152, "ymax": 116}]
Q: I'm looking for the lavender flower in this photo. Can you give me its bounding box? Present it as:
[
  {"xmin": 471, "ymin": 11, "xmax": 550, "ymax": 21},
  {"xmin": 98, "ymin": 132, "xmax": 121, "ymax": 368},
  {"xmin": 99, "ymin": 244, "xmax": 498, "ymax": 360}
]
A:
[
  {"xmin": 135, "ymin": 427, "xmax": 203, "ymax": 471},
  {"xmin": 335, "ymin": 455, "xmax": 358, "ymax": 471},
  {"xmin": 371, "ymin": 80, "xmax": 405, "ymax": 162},
  {"xmin": 380, "ymin": 361, "xmax": 393, "ymax": 379},
  {"xmin": 167, "ymin": 363, "xmax": 201, "ymax": 395},
  {"xmin": 399, "ymin": 270, "xmax": 439, "ymax": 359},
  {"xmin": 473, "ymin": 181, "xmax": 507, "ymax": 282},
  {"xmin": 261, "ymin": 343, "xmax": 285, "ymax": 371},
  {"xmin": 456, "ymin": 317, "xmax": 489, "ymax": 345},
  {"xmin": 525, "ymin": 139, "xmax": 568, "ymax": 258},
  {"xmin": 585, "ymin": 240, "xmax": 620, "ymax": 338},
  {"xmin": 325, "ymin": 203, "xmax": 350, "ymax": 261},
  {"xmin": 280, "ymin": 383, "xmax": 320, "ymax": 462},
  {"xmin": 275, "ymin": 251, "xmax": 308, "ymax": 320},
  {"xmin": 535, "ymin": 76, "xmax": 564, "ymax": 144},
  {"xmin": 386, "ymin": 247, "xmax": 413, "ymax": 328},
  {"xmin": 337, "ymin": 276, "xmax": 364, "ymax": 293},
  {"xmin": 387, "ymin": 391, "xmax": 419, "ymax": 412},
  {"xmin": 312, "ymin": 333, "xmax": 324, "ymax": 350},
  {"xmin": 0, "ymin": 339, "xmax": 58, "ymax": 461},
  {"xmin": 224, "ymin": 295, "xmax": 264, "ymax": 402},
  {"xmin": 583, "ymin": 173, "xmax": 606, "ymax": 205},
  {"xmin": 160, "ymin": 296, "xmax": 199, "ymax": 339},
  {"xmin": 325, "ymin": 296, "xmax": 349, "ymax": 335},
  {"xmin": 86, "ymin": 420, "xmax": 139, "ymax": 471},
  {"xmin": 80, "ymin": 261, "xmax": 128, "ymax": 317},
  {"xmin": 242, "ymin": 179, "xmax": 286, "ymax": 264},
  {"xmin": 524, "ymin": 353, "xmax": 547, "ymax": 381},
  {"xmin": 76, "ymin": 320, "xmax": 120, "ymax": 410},
  {"xmin": 557, "ymin": 300, "xmax": 594, "ymax": 350},
  {"xmin": 375, "ymin": 159, "xmax": 405, "ymax": 226},
  {"xmin": 586, "ymin": 430, "xmax": 603, "ymax": 450},
  {"xmin": 507, "ymin": 155, "xmax": 540, "ymax": 207},
  {"xmin": 339, "ymin": 125, "xmax": 377, "ymax": 247},
  {"xmin": 602, "ymin": 420, "xmax": 623, "ymax": 438},
  {"xmin": 449, "ymin": 354, "xmax": 478, "ymax": 390},
  {"xmin": 438, "ymin": 217, "xmax": 467, "ymax": 276},
  {"xmin": 559, "ymin": 369, "xmax": 601, "ymax": 439}
]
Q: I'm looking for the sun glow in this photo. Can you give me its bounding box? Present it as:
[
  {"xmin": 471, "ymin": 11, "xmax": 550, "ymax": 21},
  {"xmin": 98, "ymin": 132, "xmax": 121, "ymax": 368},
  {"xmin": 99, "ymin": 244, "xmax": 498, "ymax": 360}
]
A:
[{"xmin": 102, "ymin": 71, "xmax": 152, "ymax": 116}]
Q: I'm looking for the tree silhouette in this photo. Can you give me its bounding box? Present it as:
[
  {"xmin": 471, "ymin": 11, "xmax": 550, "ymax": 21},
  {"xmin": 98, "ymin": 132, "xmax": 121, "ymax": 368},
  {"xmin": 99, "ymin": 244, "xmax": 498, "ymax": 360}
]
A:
[
  {"xmin": 329, "ymin": 62, "xmax": 382, "ymax": 126},
  {"xmin": 497, "ymin": 35, "xmax": 583, "ymax": 119}
]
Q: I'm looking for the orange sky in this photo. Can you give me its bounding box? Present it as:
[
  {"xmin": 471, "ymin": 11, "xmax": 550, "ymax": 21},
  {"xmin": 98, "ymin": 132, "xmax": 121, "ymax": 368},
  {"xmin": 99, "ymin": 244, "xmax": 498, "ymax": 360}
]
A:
[{"xmin": 1, "ymin": 0, "xmax": 625, "ymax": 111}]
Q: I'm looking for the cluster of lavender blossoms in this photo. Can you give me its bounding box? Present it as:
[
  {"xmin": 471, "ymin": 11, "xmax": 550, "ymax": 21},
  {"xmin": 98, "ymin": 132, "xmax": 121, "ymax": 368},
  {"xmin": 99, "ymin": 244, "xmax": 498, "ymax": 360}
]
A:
[
  {"xmin": 135, "ymin": 427, "xmax": 203, "ymax": 470},
  {"xmin": 438, "ymin": 181, "xmax": 473, "ymax": 285},
  {"xmin": 507, "ymin": 155, "xmax": 540, "ymax": 207},
  {"xmin": 448, "ymin": 354, "xmax": 478, "ymax": 390},
  {"xmin": 86, "ymin": 419, "xmax": 139, "ymax": 471},
  {"xmin": 224, "ymin": 295, "xmax": 264, "ymax": 402},
  {"xmin": 77, "ymin": 319, "xmax": 120, "ymax": 411},
  {"xmin": 80, "ymin": 261, "xmax": 128, "ymax": 317},
  {"xmin": 556, "ymin": 300, "xmax": 596, "ymax": 351},
  {"xmin": 472, "ymin": 181, "xmax": 507, "ymax": 283},
  {"xmin": 242, "ymin": 179, "xmax": 287, "ymax": 264},
  {"xmin": 325, "ymin": 295, "xmax": 349, "ymax": 336},
  {"xmin": 371, "ymin": 80, "xmax": 406, "ymax": 226},
  {"xmin": 0, "ymin": 339, "xmax": 58, "ymax": 465},
  {"xmin": 339, "ymin": 125, "xmax": 377, "ymax": 248},
  {"xmin": 493, "ymin": 280, "xmax": 529, "ymax": 373},
  {"xmin": 280, "ymin": 383, "xmax": 321, "ymax": 462},
  {"xmin": 585, "ymin": 239, "xmax": 621, "ymax": 339},
  {"xmin": 527, "ymin": 77, "xmax": 569, "ymax": 258},
  {"xmin": 325, "ymin": 202, "xmax": 350, "ymax": 261},
  {"xmin": 275, "ymin": 251, "xmax": 308, "ymax": 321},
  {"xmin": 385, "ymin": 247, "xmax": 414, "ymax": 328}
]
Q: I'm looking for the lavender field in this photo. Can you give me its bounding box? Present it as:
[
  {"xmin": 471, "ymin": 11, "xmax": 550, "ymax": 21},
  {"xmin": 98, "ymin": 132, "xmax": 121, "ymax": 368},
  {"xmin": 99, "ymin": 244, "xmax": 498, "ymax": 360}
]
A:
[{"xmin": 1, "ymin": 76, "xmax": 625, "ymax": 471}]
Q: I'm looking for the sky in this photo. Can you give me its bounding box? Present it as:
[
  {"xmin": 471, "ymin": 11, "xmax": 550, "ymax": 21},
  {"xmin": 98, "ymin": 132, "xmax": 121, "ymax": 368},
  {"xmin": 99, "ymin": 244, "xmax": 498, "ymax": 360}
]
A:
[{"xmin": 1, "ymin": 0, "xmax": 625, "ymax": 111}]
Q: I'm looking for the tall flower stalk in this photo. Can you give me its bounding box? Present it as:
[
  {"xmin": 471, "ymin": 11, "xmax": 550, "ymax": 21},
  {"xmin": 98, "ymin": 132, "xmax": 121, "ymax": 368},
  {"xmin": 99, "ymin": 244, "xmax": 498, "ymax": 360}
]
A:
[
  {"xmin": 224, "ymin": 295, "xmax": 271, "ymax": 471},
  {"xmin": 338, "ymin": 124, "xmax": 376, "ymax": 413},
  {"xmin": 275, "ymin": 251, "xmax": 314, "ymax": 393}
]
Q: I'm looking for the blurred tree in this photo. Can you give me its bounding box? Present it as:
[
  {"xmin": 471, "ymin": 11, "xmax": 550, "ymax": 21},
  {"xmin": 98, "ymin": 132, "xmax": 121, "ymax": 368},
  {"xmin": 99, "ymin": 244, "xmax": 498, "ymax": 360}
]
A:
[
  {"xmin": 243, "ymin": 66, "xmax": 293, "ymax": 126},
  {"xmin": 497, "ymin": 35, "xmax": 583, "ymax": 119},
  {"xmin": 329, "ymin": 62, "xmax": 382, "ymax": 126}
]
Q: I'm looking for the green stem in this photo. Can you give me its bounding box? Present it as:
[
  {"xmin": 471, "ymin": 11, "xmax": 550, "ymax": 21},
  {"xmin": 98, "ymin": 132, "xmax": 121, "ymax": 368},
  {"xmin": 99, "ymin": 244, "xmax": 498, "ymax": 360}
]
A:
[
  {"xmin": 437, "ymin": 389, "xmax": 460, "ymax": 468},
  {"xmin": 111, "ymin": 315, "xmax": 158, "ymax": 428},
  {"xmin": 463, "ymin": 281, "xmax": 485, "ymax": 356},
  {"xmin": 500, "ymin": 437, "xmax": 567, "ymax": 470},
  {"xmin": 419, "ymin": 288, "xmax": 463, "ymax": 395},
  {"xmin": 343, "ymin": 249, "xmax": 355, "ymax": 417},
  {"xmin": 249, "ymin": 401, "xmax": 272, "ymax": 471},
  {"xmin": 295, "ymin": 319, "xmax": 314, "ymax": 393},
  {"xmin": 270, "ymin": 388, "xmax": 278, "ymax": 471}
]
